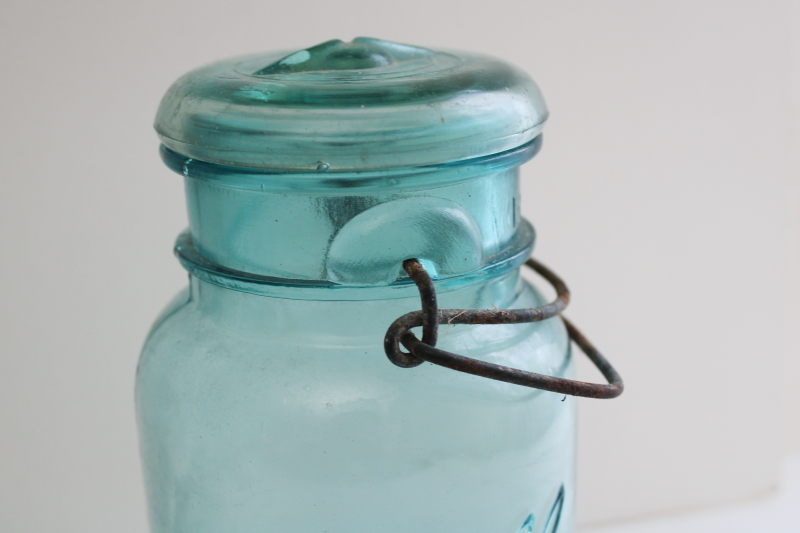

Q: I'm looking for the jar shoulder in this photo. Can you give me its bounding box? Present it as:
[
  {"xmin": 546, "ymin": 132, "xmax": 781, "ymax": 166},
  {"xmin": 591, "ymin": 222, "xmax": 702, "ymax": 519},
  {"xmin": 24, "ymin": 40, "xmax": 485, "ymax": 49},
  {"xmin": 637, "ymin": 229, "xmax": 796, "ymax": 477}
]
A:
[{"xmin": 137, "ymin": 277, "xmax": 572, "ymax": 399}]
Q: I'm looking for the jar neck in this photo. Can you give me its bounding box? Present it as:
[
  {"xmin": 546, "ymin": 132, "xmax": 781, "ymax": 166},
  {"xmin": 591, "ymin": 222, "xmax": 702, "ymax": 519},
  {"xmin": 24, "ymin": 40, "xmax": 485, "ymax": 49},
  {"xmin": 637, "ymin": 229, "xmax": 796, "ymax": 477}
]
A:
[{"xmin": 169, "ymin": 141, "xmax": 538, "ymax": 289}]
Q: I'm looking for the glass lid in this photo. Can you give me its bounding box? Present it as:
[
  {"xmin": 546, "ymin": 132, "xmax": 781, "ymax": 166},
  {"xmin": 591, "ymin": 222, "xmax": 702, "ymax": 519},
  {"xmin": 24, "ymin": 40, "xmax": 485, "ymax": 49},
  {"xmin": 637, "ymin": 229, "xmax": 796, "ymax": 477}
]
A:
[{"xmin": 155, "ymin": 37, "xmax": 548, "ymax": 172}]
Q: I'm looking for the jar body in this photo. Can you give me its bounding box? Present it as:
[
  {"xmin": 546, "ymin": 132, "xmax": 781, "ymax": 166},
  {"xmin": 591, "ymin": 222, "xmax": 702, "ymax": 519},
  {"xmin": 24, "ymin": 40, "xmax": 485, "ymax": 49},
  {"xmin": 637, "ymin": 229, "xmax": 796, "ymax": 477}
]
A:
[{"xmin": 136, "ymin": 270, "xmax": 575, "ymax": 533}]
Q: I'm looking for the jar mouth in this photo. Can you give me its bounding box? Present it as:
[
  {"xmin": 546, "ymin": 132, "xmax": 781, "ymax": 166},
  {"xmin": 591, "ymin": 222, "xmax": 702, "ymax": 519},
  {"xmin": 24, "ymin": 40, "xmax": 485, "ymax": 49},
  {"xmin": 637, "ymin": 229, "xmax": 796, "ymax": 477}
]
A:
[
  {"xmin": 160, "ymin": 136, "xmax": 541, "ymax": 193},
  {"xmin": 174, "ymin": 220, "xmax": 535, "ymax": 301}
]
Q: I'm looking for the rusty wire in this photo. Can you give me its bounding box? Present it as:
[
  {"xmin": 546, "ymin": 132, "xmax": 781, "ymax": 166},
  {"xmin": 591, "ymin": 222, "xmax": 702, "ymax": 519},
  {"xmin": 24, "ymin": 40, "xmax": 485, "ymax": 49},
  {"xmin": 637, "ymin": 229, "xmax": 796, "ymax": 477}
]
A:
[{"xmin": 383, "ymin": 258, "xmax": 624, "ymax": 399}]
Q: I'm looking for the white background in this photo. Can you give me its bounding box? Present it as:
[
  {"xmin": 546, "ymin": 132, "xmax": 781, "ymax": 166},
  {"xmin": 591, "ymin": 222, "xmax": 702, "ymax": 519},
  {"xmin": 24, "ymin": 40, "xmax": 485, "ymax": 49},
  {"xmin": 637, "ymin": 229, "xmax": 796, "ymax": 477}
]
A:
[{"xmin": 1, "ymin": 1, "xmax": 798, "ymax": 531}]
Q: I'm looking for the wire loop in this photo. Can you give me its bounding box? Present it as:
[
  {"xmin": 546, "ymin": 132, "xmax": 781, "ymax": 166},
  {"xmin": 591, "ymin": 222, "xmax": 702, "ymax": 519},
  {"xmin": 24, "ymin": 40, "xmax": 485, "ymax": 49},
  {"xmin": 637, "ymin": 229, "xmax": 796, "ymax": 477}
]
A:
[{"xmin": 383, "ymin": 258, "xmax": 623, "ymax": 399}]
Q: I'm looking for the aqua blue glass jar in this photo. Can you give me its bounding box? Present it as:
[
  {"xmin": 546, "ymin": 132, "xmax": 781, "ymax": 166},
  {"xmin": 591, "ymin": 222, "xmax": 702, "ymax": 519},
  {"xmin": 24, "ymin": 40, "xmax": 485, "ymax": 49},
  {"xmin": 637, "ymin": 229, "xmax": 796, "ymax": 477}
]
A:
[{"xmin": 137, "ymin": 38, "xmax": 621, "ymax": 533}]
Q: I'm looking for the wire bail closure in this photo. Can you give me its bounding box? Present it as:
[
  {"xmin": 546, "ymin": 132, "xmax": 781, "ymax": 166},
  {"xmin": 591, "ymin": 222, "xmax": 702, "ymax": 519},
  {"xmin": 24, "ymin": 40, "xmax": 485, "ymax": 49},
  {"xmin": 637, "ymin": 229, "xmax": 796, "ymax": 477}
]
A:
[{"xmin": 384, "ymin": 258, "xmax": 624, "ymax": 399}]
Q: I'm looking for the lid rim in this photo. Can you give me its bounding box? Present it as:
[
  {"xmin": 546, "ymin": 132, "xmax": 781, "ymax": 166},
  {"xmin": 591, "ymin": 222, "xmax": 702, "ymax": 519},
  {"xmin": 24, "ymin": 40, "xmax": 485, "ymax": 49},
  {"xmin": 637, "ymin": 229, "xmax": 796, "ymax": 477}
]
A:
[
  {"xmin": 156, "ymin": 123, "xmax": 545, "ymax": 172},
  {"xmin": 160, "ymin": 136, "xmax": 543, "ymax": 192}
]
